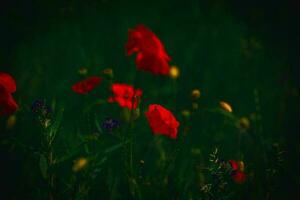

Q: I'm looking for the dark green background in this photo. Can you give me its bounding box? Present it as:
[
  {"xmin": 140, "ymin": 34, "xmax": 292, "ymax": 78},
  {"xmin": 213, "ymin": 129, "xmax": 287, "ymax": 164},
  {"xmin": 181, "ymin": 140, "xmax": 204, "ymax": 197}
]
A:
[{"xmin": 0, "ymin": 0, "xmax": 299, "ymax": 199}]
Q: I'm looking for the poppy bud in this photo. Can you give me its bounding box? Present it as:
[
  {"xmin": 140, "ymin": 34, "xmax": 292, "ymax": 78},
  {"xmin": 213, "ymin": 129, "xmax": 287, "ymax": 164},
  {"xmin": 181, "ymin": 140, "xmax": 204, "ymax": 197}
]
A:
[
  {"xmin": 238, "ymin": 117, "xmax": 250, "ymax": 131},
  {"xmin": 219, "ymin": 101, "xmax": 233, "ymax": 113},
  {"xmin": 169, "ymin": 66, "xmax": 180, "ymax": 79},
  {"xmin": 238, "ymin": 161, "xmax": 245, "ymax": 172},
  {"xmin": 72, "ymin": 157, "xmax": 88, "ymax": 172},
  {"xmin": 191, "ymin": 89, "xmax": 201, "ymax": 100},
  {"xmin": 181, "ymin": 110, "xmax": 190, "ymax": 118},
  {"xmin": 102, "ymin": 68, "xmax": 114, "ymax": 78},
  {"xmin": 78, "ymin": 67, "xmax": 88, "ymax": 75},
  {"xmin": 6, "ymin": 115, "xmax": 16, "ymax": 129}
]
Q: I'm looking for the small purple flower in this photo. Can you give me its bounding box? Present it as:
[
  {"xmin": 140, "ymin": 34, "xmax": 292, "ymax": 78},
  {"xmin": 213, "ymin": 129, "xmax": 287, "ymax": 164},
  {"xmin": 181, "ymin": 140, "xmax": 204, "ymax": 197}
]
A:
[{"xmin": 101, "ymin": 118, "xmax": 120, "ymax": 132}]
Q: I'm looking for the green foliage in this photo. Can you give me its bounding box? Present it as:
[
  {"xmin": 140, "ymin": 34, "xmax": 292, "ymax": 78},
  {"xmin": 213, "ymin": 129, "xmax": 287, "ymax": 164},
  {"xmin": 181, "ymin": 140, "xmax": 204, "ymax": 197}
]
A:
[{"xmin": 39, "ymin": 154, "xmax": 48, "ymax": 179}]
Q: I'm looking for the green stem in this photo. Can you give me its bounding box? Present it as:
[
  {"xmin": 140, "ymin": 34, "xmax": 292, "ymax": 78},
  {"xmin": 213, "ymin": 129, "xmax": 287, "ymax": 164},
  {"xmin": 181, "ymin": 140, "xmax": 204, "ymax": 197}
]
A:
[
  {"xmin": 128, "ymin": 100, "xmax": 136, "ymax": 177},
  {"xmin": 48, "ymin": 144, "xmax": 54, "ymax": 200},
  {"xmin": 128, "ymin": 69, "xmax": 138, "ymax": 176}
]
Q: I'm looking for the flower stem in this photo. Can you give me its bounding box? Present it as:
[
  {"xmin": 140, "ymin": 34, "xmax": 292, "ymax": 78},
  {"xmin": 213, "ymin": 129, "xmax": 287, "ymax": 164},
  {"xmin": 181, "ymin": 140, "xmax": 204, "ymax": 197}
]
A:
[
  {"xmin": 128, "ymin": 103, "xmax": 135, "ymax": 176},
  {"xmin": 48, "ymin": 144, "xmax": 54, "ymax": 200}
]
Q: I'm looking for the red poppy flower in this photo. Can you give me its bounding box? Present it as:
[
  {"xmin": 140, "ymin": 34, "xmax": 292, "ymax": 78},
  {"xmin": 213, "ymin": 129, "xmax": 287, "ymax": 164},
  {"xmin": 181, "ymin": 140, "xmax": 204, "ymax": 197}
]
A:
[
  {"xmin": 71, "ymin": 76, "xmax": 102, "ymax": 94},
  {"xmin": 0, "ymin": 72, "xmax": 18, "ymax": 116},
  {"xmin": 145, "ymin": 104, "xmax": 180, "ymax": 139},
  {"xmin": 126, "ymin": 24, "xmax": 171, "ymax": 75},
  {"xmin": 108, "ymin": 83, "xmax": 142, "ymax": 109},
  {"xmin": 0, "ymin": 72, "xmax": 16, "ymax": 93},
  {"xmin": 229, "ymin": 160, "xmax": 247, "ymax": 184},
  {"xmin": 232, "ymin": 171, "xmax": 246, "ymax": 184},
  {"xmin": 228, "ymin": 160, "xmax": 239, "ymax": 171}
]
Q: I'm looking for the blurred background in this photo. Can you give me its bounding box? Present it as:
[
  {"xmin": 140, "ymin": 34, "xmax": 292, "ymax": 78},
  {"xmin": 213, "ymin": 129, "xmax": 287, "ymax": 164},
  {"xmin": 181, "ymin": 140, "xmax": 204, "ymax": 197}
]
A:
[{"xmin": 0, "ymin": 0, "xmax": 299, "ymax": 199}]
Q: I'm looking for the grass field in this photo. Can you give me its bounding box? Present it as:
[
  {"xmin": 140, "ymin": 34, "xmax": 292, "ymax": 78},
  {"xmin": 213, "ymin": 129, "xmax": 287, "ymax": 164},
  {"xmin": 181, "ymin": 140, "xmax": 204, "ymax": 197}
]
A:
[{"xmin": 0, "ymin": 0, "xmax": 299, "ymax": 199}]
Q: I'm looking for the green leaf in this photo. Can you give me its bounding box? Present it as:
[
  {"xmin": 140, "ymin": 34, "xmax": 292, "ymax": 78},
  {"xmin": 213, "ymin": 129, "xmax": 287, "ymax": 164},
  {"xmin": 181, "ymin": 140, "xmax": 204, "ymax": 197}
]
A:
[
  {"xmin": 39, "ymin": 154, "xmax": 48, "ymax": 179},
  {"xmin": 48, "ymin": 108, "xmax": 64, "ymax": 144},
  {"xmin": 95, "ymin": 114, "xmax": 103, "ymax": 134},
  {"xmin": 104, "ymin": 143, "xmax": 124, "ymax": 154}
]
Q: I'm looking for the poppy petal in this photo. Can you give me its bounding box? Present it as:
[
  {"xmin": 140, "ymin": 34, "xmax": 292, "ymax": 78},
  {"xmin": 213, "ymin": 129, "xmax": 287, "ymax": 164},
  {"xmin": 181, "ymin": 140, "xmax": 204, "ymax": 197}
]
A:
[
  {"xmin": 108, "ymin": 83, "xmax": 142, "ymax": 109},
  {"xmin": 229, "ymin": 160, "xmax": 239, "ymax": 171},
  {"xmin": 232, "ymin": 171, "xmax": 246, "ymax": 184},
  {"xmin": 0, "ymin": 85, "xmax": 18, "ymax": 116},
  {"xmin": 0, "ymin": 72, "xmax": 17, "ymax": 93},
  {"xmin": 72, "ymin": 76, "xmax": 102, "ymax": 94},
  {"xmin": 126, "ymin": 24, "xmax": 171, "ymax": 75},
  {"xmin": 145, "ymin": 104, "xmax": 179, "ymax": 139}
]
